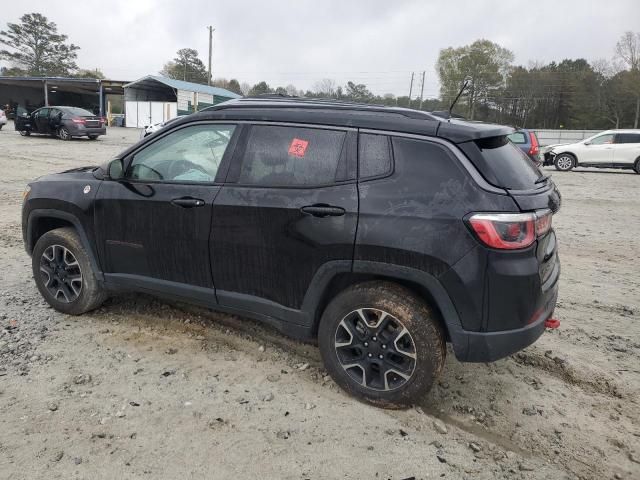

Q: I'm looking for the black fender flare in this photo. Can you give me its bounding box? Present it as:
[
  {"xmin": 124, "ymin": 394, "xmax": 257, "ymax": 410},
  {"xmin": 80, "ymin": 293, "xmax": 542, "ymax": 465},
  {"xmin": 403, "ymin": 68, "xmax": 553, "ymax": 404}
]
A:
[
  {"xmin": 301, "ymin": 260, "xmax": 469, "ymax": 359},
  {"xmin": 26, "ymin": 209, "xmax": 103, "ymax": 281}
]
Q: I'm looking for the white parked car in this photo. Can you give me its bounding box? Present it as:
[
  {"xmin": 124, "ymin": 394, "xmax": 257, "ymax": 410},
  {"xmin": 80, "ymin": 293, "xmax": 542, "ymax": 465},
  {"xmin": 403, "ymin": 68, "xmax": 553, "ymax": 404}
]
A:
[
  {"xmin": 544, "ymin": 130, "xmax": 640, "ymax": 173},
  {"xmin": 0, "ymin": 109, "xmax": 7, "ymax": 130}
]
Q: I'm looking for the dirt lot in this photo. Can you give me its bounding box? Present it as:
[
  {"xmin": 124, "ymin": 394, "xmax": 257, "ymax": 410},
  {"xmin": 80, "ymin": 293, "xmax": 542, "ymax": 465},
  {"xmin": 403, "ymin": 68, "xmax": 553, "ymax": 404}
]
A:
[{"xmin": 0, "ymin": 123, "xmax": 638, "ymax": 480}]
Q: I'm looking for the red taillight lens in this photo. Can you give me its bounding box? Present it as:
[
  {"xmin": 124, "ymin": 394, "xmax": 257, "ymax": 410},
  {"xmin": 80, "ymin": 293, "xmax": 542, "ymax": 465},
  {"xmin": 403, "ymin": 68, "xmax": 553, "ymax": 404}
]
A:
[
  {"xmin": 528, "ymin": 132, "xmax": 539, "ymax": 155},
  {"xmin": 535, "ymin": 210, "xmax": 552, "ymax": 237},
  {"xmin": 468, "ymin": 210, "xmax": 552, "ymax": 250},
  {"xmin": 71, "ymin": 117, "xmax": 86, "ymax": 124}
]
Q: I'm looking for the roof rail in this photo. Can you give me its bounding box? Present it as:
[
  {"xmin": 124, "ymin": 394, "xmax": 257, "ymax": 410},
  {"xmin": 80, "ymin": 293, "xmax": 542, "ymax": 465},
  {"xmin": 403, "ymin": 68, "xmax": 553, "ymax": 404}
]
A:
[{"xmin": 207, "ymin": 97, "xmax": 441, "ymax": 121}]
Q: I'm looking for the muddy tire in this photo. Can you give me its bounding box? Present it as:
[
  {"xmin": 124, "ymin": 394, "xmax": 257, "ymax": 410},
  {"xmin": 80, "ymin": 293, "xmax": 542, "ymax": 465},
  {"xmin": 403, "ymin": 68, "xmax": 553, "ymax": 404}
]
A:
[
  {"xmin": 32, "ymin": 227, "xmax": 107, "ymax": 315},
  {"xmin": 554, "ymin": 153, "xmax": 575, "ymax": 171},
  {"xmin": 318, "ymin": 281, "xmax": 446, "ymax": 408}
]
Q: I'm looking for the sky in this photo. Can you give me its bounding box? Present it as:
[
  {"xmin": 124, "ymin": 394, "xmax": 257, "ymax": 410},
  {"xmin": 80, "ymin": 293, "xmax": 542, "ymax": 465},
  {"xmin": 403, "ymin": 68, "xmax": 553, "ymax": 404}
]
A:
[{"xmin": 1, "ymin": 0, "xmax": 638, "ymax": 98}]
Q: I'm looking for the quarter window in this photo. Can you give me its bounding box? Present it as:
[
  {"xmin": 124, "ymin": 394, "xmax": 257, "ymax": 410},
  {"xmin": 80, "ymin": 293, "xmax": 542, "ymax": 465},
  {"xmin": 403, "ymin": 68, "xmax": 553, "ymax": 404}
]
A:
[
  {"xmin": 127, "ymin": 124, "xmax": 235, "ymax": 182},
  {"xmin": 615, "ymin": 133, "xmax": 640, "ymax": 144},
  {"xmin": 359, "ymin": 133, "xmax": 392, "ymax": 178},
  {"xmin": 236, "ymin": 125, "xmax": 346, "ymax": 186}
]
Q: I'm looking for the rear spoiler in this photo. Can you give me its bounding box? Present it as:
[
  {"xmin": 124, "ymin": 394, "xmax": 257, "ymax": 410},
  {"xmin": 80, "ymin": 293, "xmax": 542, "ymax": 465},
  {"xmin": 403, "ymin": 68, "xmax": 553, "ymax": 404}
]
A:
[{"xmin": 437, "ymin": 119, "xmax": 515, "ymax": 144}]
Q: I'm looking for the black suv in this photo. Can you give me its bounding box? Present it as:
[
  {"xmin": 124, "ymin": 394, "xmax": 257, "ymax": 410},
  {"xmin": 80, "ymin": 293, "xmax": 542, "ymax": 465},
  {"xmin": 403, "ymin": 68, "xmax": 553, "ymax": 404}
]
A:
[{"xmin": 22, "ymin": 98, "xmax": 561, "ymax": 407}]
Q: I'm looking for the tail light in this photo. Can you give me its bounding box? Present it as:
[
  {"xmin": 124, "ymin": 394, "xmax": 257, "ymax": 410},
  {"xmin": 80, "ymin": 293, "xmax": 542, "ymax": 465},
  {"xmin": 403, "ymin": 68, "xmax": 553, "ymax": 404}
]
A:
[
  {"xmin": 467, "ymin": 210, "xmax": 552, "ymax": 250},
  {"xmin": 71, "ymin": 117, "xmax": 86, "ymax": 124},
  {"xmin": 528, "ymin": 132, "xmax": 539, "ymax": 156},
  {"xmin": 100, "ymin": 117, "xmax": 106, "ymax": 125}
]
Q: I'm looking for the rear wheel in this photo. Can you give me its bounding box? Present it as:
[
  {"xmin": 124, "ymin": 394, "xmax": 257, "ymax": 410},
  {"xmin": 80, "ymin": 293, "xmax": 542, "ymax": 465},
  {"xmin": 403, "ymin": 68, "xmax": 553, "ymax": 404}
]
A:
[
  {"xmin": 318, "ymin": 281, "xmax": 446, "ymax": 408},
  {"xmin": 88, "ymin": 135, "xmax": 99, "ymax": 140},
  {"xmin": 57, "ymin": 127, "xmax": 71, "ymax": 140},
  {"xmin": 32, "ymin": 227, "xmax": 107, "ymax": 315},
  {"xmin": 634, "ymin": 158, "xmax": 640, "ymax": 174},
  {"xmin": 554, "ymin": 153, "xmax": 575, "ymax": 171}
]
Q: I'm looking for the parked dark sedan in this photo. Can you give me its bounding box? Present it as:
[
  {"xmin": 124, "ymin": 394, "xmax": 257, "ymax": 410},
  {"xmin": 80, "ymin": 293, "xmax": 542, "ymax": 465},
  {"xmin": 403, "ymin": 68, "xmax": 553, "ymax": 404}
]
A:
[{"xmin": 14, "ymin": 106, "xmax": 106, "ymax": 140}]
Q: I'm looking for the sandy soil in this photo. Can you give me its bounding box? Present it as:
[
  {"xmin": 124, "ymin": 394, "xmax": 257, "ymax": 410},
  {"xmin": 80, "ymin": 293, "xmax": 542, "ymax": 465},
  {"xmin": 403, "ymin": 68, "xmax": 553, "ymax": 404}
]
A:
[{"xmin": 0, "ymin": 123, "xmax": 638, "ymax": 480}]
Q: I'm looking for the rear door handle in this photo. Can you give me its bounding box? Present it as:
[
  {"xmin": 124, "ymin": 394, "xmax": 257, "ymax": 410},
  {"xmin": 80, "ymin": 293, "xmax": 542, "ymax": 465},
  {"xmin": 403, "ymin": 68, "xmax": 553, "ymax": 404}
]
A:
[
  {"xmin": 171, "ymin": 197, "xmax": 205, "ymax": 208},
  {"xmin": 300, "ymin": 204, "xmax": 345, "ymax": 217}
]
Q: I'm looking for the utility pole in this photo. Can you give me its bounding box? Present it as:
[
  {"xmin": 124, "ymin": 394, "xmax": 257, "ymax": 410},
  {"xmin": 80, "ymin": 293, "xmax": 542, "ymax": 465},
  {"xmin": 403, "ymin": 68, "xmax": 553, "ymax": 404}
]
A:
[
  {"xmin": 418, "ymin": 71, "xmax": 425, "ymax": 110},
  {"xmin": 207, "ymin": 26, "xmax": 214, "ymax": 86},
  {"xmin": 408, "ymin": 72, "xmax": 414, "ymax": 109}
]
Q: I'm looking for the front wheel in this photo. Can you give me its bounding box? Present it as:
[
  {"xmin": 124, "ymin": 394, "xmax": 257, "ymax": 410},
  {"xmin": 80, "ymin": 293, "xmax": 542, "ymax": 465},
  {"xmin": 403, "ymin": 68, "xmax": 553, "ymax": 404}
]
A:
[
  {"xmin": 32, "ymin": 227, "xmax": 107, "ymax": 315},
  {"xmin": 318, "ymin": 281, "xmax": 446, "ymax": 408},
  {"xmin": 554, "ymin": 153, "xmax": 575, "ymax": 171},
  {"xmin": 19, "ymin": 130, "xmax": 30, "ymax": 136},
  {"xmin": 634, "ymin": 159, "xmax": 640, "ymax": 174}
]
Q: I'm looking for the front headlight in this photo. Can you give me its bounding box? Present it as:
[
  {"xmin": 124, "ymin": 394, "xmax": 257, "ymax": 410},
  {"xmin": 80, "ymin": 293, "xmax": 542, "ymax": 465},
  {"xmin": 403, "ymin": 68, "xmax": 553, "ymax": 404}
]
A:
[{"xmin": 22, "ymin": 185, "xmax": 31, "ymax": 202}]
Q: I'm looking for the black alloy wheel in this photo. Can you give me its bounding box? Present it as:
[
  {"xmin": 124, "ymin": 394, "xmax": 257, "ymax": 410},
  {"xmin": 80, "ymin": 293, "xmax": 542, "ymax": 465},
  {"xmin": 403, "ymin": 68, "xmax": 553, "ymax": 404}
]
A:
[
  {"xmin": 334, "ymin": 308, "xmax": 417, "ymax": 391},
  {"xmin": 39, "ymin": 244, "xmax": 83, "ymax": 303}
]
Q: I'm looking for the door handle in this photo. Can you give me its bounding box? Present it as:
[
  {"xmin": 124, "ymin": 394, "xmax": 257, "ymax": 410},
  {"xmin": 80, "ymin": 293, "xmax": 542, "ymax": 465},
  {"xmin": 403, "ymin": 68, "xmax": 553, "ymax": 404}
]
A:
[
  {"xmin": 300, "ymin": 204, "xmax": 345, "ymax": 218},
  {"xmin": 171, "ymin": 197, "xmax": 205, "ymax": 208}
]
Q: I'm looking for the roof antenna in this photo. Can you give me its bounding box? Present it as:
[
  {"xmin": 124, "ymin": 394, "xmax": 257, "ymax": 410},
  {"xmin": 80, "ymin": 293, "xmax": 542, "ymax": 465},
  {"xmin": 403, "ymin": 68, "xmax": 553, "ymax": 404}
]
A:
[{"xmin": 448, "ymin": 76, "xmax": 471, "ymax": 120}]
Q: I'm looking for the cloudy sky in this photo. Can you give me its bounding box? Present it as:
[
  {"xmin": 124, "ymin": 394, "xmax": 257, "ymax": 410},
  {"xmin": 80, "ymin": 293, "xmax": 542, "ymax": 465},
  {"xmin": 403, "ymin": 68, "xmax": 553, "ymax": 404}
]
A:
[{"xmin": 2, "ymin": 0, "xmax": 638, "ymax": 97}]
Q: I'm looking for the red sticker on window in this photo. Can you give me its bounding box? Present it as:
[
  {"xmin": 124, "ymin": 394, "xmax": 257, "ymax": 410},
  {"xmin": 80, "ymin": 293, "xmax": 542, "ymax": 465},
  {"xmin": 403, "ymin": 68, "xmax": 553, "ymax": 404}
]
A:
[{"xmin": 288, "ymin": 138, "xmax": 309, "ymax": 157}]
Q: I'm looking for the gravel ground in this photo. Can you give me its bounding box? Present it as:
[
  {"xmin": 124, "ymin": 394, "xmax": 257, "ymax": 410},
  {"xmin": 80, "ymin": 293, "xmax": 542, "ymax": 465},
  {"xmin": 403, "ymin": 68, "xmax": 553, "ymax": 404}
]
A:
[{"xmin": 0, "ymin": 123, "xmax": 638, "ymax": 480}]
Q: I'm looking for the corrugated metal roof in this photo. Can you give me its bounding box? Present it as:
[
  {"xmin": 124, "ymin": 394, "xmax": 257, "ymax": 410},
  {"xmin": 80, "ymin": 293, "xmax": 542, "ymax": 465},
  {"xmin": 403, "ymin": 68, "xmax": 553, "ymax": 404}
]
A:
[{"xmin": 124, "ymin": 75, "xmax": 242, "ymax": 99}]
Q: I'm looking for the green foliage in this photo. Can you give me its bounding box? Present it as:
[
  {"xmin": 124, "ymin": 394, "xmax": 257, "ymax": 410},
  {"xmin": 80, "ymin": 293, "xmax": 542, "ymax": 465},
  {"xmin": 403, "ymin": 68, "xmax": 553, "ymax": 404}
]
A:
[
  {"xmin": 161, "ymin": 48, "xmax": 209, "ymax": 84},
  {"xmin": 248, "ymin": 81, "xmax": 272, "ymax": 96},
  {"xmin": 73, "ymin": 68, "xmax": 106, "ymax": 79},
  {"xmin": 0, "ymin": 13, "xmax": 80, "ymax": 76},
  {"xmin": 436, "ymin": 39, "xmax": 514, "ymax": 120}
]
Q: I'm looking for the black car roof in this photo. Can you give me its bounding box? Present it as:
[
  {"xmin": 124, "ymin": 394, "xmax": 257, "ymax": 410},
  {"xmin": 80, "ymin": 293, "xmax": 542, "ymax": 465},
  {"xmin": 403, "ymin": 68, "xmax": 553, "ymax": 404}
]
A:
[{"xmin": 186, "ymin": 97, "xmax": 513, "ymax": 143}]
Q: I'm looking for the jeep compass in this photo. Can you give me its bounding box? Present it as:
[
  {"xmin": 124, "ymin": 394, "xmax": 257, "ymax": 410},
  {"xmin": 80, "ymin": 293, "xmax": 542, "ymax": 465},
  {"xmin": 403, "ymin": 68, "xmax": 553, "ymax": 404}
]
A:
[{"xmin": 22, "ymin": 98, "xmax": 561, "ymax": 407}]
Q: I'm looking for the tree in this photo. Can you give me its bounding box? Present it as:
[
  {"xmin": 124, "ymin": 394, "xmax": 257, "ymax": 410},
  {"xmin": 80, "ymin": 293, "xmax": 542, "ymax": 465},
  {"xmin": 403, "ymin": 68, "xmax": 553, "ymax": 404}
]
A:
[
  {"xmin": 240, "ymin": 82, "xmax": 251, "ymax": 96},
  {"xmin": 615, "ymin": 31, "xmax": 640, "ymax": 127},
  {"xmin": 436, "ymin": 39, "xmax": 514, "ymax": 119},
  {"xmin": 212, "ymin": 77, "xmax": 243, "ymax": 95},
  {"xmin": 74, "ymin": 68, "xmax": 105, "ymax": 79},
  {"xmin": 0, "ymin": 13, "xmax": 79, "ymax": 76},
  {"xmin": 248, "ymin": 81, "xmax": 272, "ymax": 96},
  {"xmin": 160, "ymin": 48, "xmax": 208, "ymax": 84},
  {"xmin": 313, "ymin": 78, "xmax": 336, "ymax": 98},
  {"xmin": 344, "ymin": 81, "xmax": 374, "ymax": 102}
]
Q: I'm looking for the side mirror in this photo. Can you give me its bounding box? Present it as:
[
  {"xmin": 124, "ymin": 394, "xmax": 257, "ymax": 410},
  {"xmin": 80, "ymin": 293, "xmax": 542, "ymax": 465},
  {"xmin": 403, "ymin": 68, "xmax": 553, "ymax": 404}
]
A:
[
  {"xmin": 108, "ymin": 158, "xmax": 124, "ymax": 180},
  {"xmin": 583, "ymin": 141, "xmax": 591, "ymax": 145}
]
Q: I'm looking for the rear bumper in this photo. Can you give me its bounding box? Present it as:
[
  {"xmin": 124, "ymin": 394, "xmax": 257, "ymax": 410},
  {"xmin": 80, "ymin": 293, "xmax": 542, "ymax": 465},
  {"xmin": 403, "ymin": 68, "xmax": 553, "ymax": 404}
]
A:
[
  {"xmin": 68, "ymin": 125, "xmax": 106, "ymax": 136},
  {"xmin": 451, "ymin": 277, "xmax": 558, "ymax": 362}
]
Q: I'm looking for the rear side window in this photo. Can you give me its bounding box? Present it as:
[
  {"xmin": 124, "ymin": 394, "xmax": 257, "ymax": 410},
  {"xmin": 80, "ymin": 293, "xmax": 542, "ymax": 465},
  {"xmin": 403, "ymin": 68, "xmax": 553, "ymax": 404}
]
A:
[
  {"xmin": 507, "ymin": 132, "xmax": 527, "ymax": 144},
  {"xmin": 616, "ymin": 133, "xmax": 640, "ymax": 144},
  {"xmin": 474, "ymin": 136, "xmax": 540, "ymax": 190},
  {"xmin": 237, "ymin": 125, "xmax": 346, "ymax": 186},
  {"xmin": 359, "ymin": 133, "xmax": 392, "ymax": 178}
]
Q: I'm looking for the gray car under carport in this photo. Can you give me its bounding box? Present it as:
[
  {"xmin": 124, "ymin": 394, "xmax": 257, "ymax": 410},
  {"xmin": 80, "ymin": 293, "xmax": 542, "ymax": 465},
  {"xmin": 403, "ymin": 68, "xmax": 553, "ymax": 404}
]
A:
[{"xmin": 14, "ymin": 106, "xmax": 106, "ymax": 140}]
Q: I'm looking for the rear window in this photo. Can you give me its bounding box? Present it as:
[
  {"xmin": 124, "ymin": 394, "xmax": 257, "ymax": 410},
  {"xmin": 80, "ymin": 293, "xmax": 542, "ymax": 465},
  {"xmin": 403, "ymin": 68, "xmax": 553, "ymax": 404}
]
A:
[
  {"xmin": 62, "ymin": 107, "xmax": 94, "ymax": 116},
  {"xmin": 474, "ymin": 136, "xmax": 541, "ymax": 190},
  {"xmin": 507, "ymin": 132, "xmax": 527, "ymax": 144}
]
